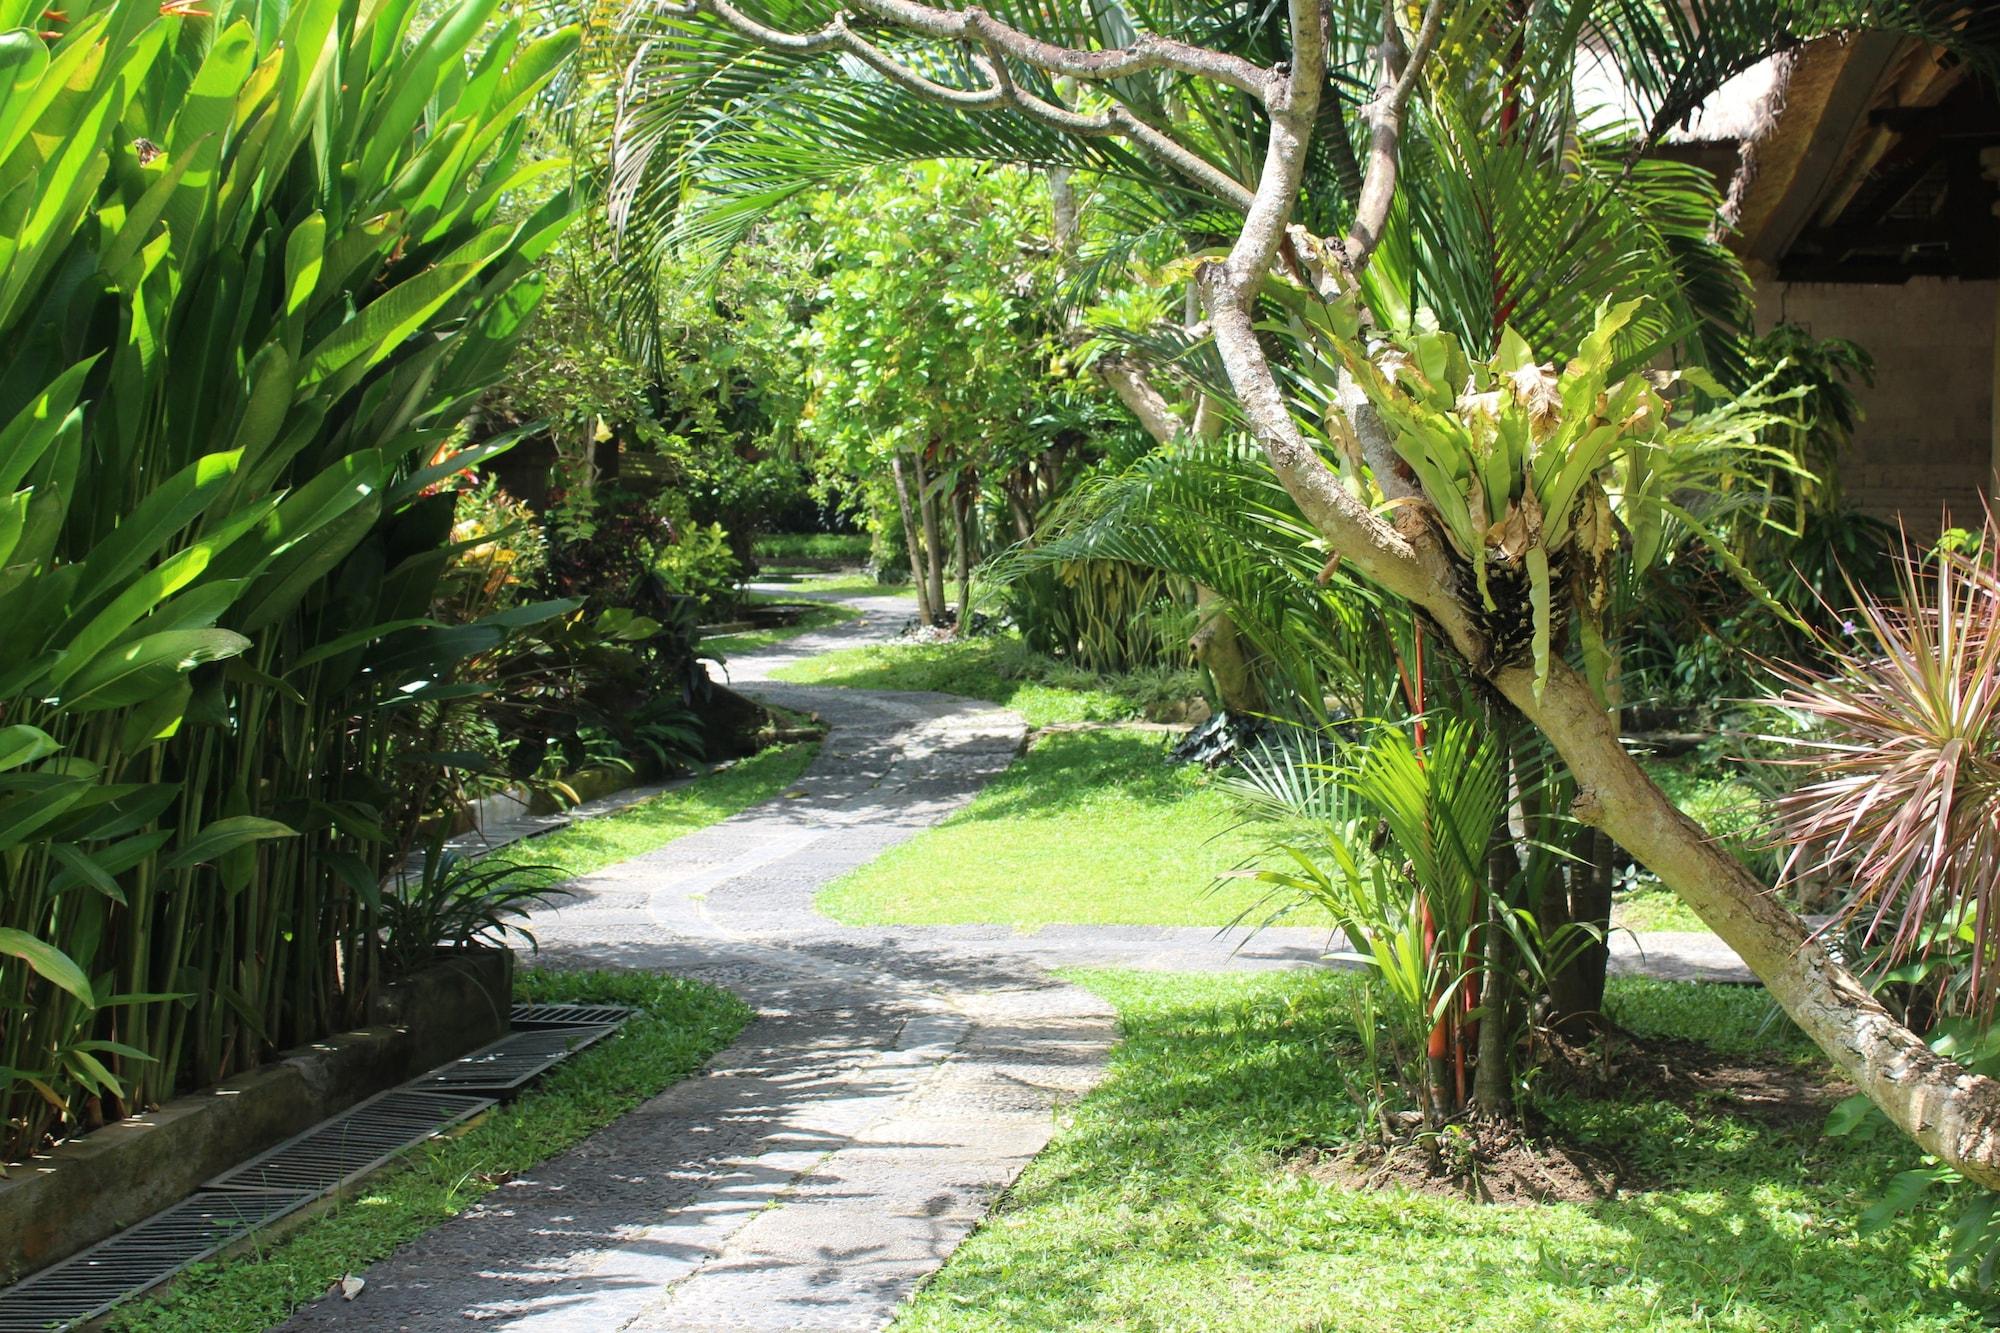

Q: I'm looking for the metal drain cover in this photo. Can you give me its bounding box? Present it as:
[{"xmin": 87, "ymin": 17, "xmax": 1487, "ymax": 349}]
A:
[
  {"xmin": 204, "ymin": 1088, "xmax": 493, "ymax": 1194},
  {"xmin": 407, "ymin": 1024, "xmax": 617, "ymax": 1092},
  {"xmin": 510, "ymin": 1002, "xmax": 635, "ymax": 1029},
  {"xmin": 0, "ymin": 1189, "xmax": 312, "ymax": 1331}
]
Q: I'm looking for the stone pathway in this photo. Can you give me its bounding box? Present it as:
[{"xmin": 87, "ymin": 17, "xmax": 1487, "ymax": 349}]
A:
[{"xmin": 280, "ymin": 579, "xmax": 1753, "ymax": 1332}]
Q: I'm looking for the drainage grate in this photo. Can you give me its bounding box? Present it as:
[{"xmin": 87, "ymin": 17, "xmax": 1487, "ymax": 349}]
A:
[
  {"xmin": 0, "ymin": 1189, "xmax": 313, "ymax": 1332},
  {"xmin": 407, "ymin": 1025, "xmax": 617, "ymax": 1093},
  {"xmin": 510, "ymin": 1002, "xmax": 635, "ymax": 1030},
  {"xmin": 203, "ymin": 1088, "xmax": 494, "ymax": 1194}
]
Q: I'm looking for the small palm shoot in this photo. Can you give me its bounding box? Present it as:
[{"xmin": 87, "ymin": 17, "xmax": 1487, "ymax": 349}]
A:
[{"xmin": 1226, "ymin": 719, "xmax": 1598, "ymax": 1128}]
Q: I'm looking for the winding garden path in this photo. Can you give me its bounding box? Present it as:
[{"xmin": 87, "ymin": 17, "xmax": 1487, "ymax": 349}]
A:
[{"xmin": 279, "ymin": 584, "xmax": 1753, "ymax": 1332}]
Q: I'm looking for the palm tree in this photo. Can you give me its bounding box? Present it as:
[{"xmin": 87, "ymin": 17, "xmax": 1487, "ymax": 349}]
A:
[{"xmin": 609, "ymin": 0, "xmax": 2000, "ymax": 1187}]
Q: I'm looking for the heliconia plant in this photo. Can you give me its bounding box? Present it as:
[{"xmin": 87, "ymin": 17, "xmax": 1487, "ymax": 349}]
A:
[
  {"xmin": 0, "ymin": 0, "xmax": 578, "ymax": 1159},
  {"xmin": 1766, "ymin": 517, "xmax": 2000, "ymax": 1020}
]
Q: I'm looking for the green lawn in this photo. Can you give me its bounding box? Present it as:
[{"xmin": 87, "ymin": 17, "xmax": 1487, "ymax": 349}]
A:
[
  {"xmin": 752, "ymin": 531, "xmax": 871, "ymax": 562},
  {"xmin": 753, "ymin": 571, "xmax": 919, "ymax": 596},
  {"xmin": 770, "ymin": 632, "xmax": 1201, "ymax": 728},
  {"xmin": 496, "ymin": 742, "xmax": 817, "ymax": 881},
  {"xmin": 1612, "ymin": 881, "xmax": 1709, "ymax": 933},
  {"xmin": 820, "ymin": 729, "xmax": 1327, "ymax": 928},
  {"xmin": 897, "ymin": 970, "xmax": 1990, "ymax": 1332},
  {"xmin": 106, "ymin": 969, "xmax": 752, "ymax": 1333}
]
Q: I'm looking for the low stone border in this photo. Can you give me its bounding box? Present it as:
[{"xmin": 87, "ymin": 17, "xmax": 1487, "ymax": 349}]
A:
[{"xmin": 0, "ymin": 949, "xmax": 512, "ymax": 1284}]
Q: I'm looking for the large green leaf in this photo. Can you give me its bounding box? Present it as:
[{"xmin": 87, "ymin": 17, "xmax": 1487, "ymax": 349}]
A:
[
  {"xmin": 0, "ymin": 927, "xmax": 94, "ymax": 1006},
  {"xmin": 0, "ymin": 723, "xmax": 58, "ymax": 771},
  {"xmin": 162, "ymin": 815, "xmax": 297, "ymax": 870},
  {"xmin": 56, "ymin": 628, "xmax": 252, "ymax": 713}
]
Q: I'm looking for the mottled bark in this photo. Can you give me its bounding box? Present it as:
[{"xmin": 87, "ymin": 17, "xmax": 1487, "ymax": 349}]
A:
[{"xmin": 891, "ymin": 452, "xmax": 935, "ymax": 625}]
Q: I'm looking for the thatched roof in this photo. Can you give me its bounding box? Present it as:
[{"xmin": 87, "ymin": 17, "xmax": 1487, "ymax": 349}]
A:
[{"xmin": 1726, "ymin": 35, "xmax": 1979, "ymax": 277}]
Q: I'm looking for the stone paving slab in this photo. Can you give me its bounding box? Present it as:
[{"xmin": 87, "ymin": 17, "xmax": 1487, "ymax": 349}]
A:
[{"xmin": 278, "ymin": 582, "xmax": 1757, "ymax": 1332}]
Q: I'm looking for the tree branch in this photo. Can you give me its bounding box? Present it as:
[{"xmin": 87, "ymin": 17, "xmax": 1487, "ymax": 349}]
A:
[
  {"xmin": 1342, "ymin": 0, "xmax": 1445, "ymax": 268},
  {"xmin": 678, "ymin": 0, "xmax": 1255, "ymax": 209},
  {"xmin": 1187, "ymin": 0, "xmax": 1477, "ymax": 650},
  {"xmin": 857, "ymin": 0, "xmax": 1271, "ymax": 99}
]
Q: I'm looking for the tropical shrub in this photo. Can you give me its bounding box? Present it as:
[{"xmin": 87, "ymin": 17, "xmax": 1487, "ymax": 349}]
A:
[
  {"xmin": 655, "ymin": 520, "xmax": 742, "ymax": 617},
  {"xmin": 1229, "ymin": 718, "xmax": 1599, "ymax": 1124},
  {"xmin": 1002, "ymin": 561, "xmax": 1189, "ymax": 674},
  {"xmin": 0, "ymin": 0, "xmax": 575, "ymax": 1159},
  {"xmin": 1767, "ymin": 516, "xmax": 2000, "ymax": 1022}
]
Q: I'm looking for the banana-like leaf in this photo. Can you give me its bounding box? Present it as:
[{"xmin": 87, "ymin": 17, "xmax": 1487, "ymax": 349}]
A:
[{"xmin": 0, "ymin": 927, "xmax": 94, "ymax": 1006}]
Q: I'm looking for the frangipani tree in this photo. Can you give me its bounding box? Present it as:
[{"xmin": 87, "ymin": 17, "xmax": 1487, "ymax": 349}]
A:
[
  {"xmin": 615, "ymin": 0, "xmax": 2000, "ymax": 1188},
  {"xmin": 795, "ymin": 162, "xmax": 1081, "ymax": 624}
]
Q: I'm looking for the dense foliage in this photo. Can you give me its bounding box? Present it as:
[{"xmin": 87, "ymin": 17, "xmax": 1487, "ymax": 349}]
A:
[{"xmin": 0, "ymin": 0, "xmax": 574, "ymax": 1158}]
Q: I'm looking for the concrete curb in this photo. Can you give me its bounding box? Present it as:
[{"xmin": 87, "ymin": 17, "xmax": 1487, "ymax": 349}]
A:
[{"xmin": 1, "ymin": 950, "xmax": 512, "ymax": 1284}]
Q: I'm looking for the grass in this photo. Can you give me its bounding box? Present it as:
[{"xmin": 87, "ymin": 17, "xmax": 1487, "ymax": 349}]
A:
[
  {"xmin": 897, "ymin": 969, "xmax": 1992, "ymax": 1332},
  {"xmin": 702, "ymin": 601, "xmax": 861, "ymax": 656},
  {"xmin": 752, "ymin": 570, "xmax": 919, "ymax": 596},
  {"xmin": 1611, "ymin": 755, "xmax": 1780, "ymax": 934},
  {"xmin": 1611, "ymin": 880, "xmax": 1710, "ymax": 933},
  {"xmin": 105, "ymin": 968, "xmax": 753, "ymax": 1333},
  {"xmin": 752, "ymin": 531, "xmax": 871, "ymax": 562},
  {"xmin": 494, "ymin": 742, "xmax": 818, "ymax": 881},
  {"xmin": 820, "ymin": 729, "xmax": 1327, "ymax": 928},
  {"xmin": 770, "ymin": 632, "xmax": 1201, "ymax": 729}
]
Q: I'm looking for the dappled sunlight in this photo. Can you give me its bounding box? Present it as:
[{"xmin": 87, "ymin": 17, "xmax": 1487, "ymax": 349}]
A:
[{"xmin": 900, "ymin": 971, "xmax": 1991, "ymax": 1331}]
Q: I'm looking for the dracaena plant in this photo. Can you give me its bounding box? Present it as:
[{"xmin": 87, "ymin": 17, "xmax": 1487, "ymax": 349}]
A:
[{"xmin": 1766, "ymin": 519, "xmax": 2000, "ymax": 1021}]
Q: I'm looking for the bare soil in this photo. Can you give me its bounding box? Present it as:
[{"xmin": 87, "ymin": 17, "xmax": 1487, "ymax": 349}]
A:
[
  {"xmin": 1545, "ymin": 1030, "xmax": 1848, "ymax": 1129},
  {"xmin": 1292, "ymin": 1033, "xmax": 1846, "ymax": 1206},
  {"xmin": 1297, "ymin": 1122, "xmax": 1623, "ymax": 1204}
]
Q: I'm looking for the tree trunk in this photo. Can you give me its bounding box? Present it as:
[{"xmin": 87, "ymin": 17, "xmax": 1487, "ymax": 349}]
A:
[
  {"xmin": 1473, "ymin": 836, "xmax": 1519, "ymax": 1118},
  {"xmin": 1545, "ymin": 827, "xmax": 1614, "ymax": 1038},
  {"xmin": 911, "ymin": 447, "xmax": 948, "ymax": 620},
  {"xmin": 1006, "ymin": 477, "xmax": 1034, "ymax": 543},
  {"xmin": 1505, "ymin": 660, "xmax": 2000, "ymax": 1189},
  {"xmin": 890, "ymin": 452, "xmax": 935, "ymax": 625},
  {"xmin": 1049, "ymin": 165, "xmax": 1079, "ymax": 256},
  {"xmin": 952, "ymin": 483, "xmax": 973, "ymax": 628},
  {"xmin": 1191, "ymin": 585, "xmax": 1263, "ymax": 714}
]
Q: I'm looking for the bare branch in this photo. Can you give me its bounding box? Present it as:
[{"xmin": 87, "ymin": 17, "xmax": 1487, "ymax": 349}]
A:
[
  {"xmin": 671, "ymin": 0, "xmax": 1268, "ymax": 97},
  {"xmin": 857, "ymin": 0, "xmax": 1271, "ymax": 99},
  {"xmin": 977, "ymin": 48, "xmax": 1257, "ymax": 209},
  {"xmin": 847, "ymin": 27, "xmax": 1007, "ymax": 105},
  {"xmin": 680, "ymin": 0, "xmax": 1255, "ymax": 209},
  {"xmin": 1342, "ymin": 0, "xmax": 1446, "ymax": 267},
  {"xmin": 1097, "ymin": 356, "xmax": 1185, "ymax": 445}
]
